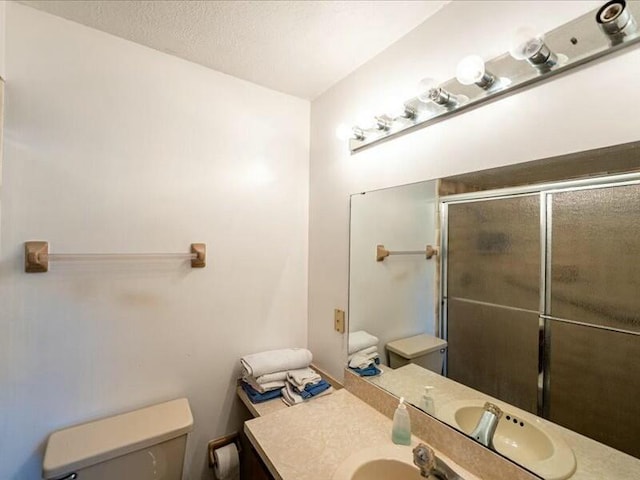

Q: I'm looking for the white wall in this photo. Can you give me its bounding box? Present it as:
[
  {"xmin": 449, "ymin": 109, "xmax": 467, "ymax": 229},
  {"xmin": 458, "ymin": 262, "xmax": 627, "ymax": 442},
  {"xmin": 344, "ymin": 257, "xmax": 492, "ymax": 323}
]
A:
[
  {"xmin": 349, "ymin": 181, "xmax": 437, "ymax": 359},
  {"xmin": 308, "ymin": 0, "xmax": 640, "ymax": 378},
  {"xmin": 0, "ymin": 1, "xmax": 5, "ymax": 78},
  {"xmin": 0, "ymin": 4, "xmax": 309, "ymax": 480}
]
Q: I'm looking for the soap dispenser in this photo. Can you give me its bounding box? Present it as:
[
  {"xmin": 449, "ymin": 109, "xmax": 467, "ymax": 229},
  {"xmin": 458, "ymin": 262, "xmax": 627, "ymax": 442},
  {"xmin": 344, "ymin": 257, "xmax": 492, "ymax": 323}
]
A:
[
  {"xmin": 420, "ymin": 386, "xmax": 435, "ymax": 415},
  {"xmin": 392, "ymin": 397, "xmax": 411, "ymax": 445}
]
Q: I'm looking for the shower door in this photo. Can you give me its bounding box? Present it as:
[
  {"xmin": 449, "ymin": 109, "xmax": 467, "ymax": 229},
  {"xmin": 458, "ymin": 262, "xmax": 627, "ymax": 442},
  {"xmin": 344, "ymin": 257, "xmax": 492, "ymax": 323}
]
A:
[
  {"xmin": 445, "ymin": 195, "xmax": 541, "ymax": 414},
  {"xmin": 546, "ymin": 183, "xmax": 640, "ymax": 457},
  {"xmin": 443, "ymin": 179, "xmax": 640, "ymax": 458}
]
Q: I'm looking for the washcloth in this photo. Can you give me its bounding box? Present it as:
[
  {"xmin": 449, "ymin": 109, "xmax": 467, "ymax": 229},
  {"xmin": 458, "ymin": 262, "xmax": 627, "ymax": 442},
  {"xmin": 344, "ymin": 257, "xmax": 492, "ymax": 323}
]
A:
[
  {"xmin": 286, "ymin": 367, "xmax": 322, "ymax": 390},
  {"xmin": 282, "ymin": 381, "xmax": 334, "ymax": 406},
  {"xmin": 297, "ymin": 379, "xmax": 331, "ymax": 399},
  {"xmin": 348, "ymin": 331, "xmax": 379, "ymax": 354},
  {"xmin": 350, "ymin": 364, "xmax": 381, "ymax": 377},
  {"xmin": 348, "ymin": 349, "xmax": 380, "ymax": 369},
  {"xmin": 242, "ymin": 375, "xmax": 286, "ymax": 394},
  {"xmin": 241, "ymin": 381, "xmax": 283, "ymax": 403},
  {"xmin": 347, "ymin": 345, "xmax": 377, "ymax": 362},
  {"xmin": 241, "ymin": 348, "xmax": 313, "ymax": 378}
]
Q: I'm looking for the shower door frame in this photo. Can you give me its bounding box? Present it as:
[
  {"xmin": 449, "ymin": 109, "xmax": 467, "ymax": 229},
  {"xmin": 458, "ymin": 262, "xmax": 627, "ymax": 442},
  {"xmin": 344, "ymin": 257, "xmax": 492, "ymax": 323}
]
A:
[{"xmin": 439, "ymin": 171, "xmax": 640, "ymax": 417}]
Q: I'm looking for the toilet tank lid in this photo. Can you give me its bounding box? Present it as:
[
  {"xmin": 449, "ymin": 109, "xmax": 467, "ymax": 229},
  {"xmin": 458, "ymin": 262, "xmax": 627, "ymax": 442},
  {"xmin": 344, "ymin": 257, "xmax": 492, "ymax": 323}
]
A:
[
  {"xmin": 42, "ymin": 398, "xmax": 193, "ymax": 479},
  {"xmin": 386, "ymin": 334, "xmax": 448, "ymax": 359}
]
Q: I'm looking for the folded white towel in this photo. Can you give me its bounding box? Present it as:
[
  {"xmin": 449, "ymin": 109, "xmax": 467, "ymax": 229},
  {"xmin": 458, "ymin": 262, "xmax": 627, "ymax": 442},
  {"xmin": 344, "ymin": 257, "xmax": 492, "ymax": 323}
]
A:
[
  {"xmin": 255, "ymin": 371, "xmax": 288, "ymax": 385},
  {"xmin": 286, "ymin": 367, "xmax": 321, "ymax": 390},
  {"xmin": 348, "ymin": 331, "xmax": 379, "ymax": 354},
  {"xmin": 243, "ymin": 376, "xmax": 286, "ymax": 393},
  {"xmin": 347, "ymin": 345, "xmax": 377, "ymax": 361},
  {"xmin": 281, "ymin": 382, "xmax": 334, "ymax": 407},
  {"xmin": 241, "ymin": 348, "xmax": 313, "ymax": 378},
  {"xmin": 348, "ymin": 350, "xmax": 379, "ymax": 369}
]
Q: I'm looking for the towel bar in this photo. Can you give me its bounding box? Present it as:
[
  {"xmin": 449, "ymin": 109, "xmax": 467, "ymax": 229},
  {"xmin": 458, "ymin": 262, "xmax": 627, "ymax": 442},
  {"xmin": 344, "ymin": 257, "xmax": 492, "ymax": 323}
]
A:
[
  {"xmin": 24, "ymin": 241, "xmax": 206, "ymax": 272},
  {"xmin": 376, "ymin": 244, "xmax": 438, "ymax": 262}
]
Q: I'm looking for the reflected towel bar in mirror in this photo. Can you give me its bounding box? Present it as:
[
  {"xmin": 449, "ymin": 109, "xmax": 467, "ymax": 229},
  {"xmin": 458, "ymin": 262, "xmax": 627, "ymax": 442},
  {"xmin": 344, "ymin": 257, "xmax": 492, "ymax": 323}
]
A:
[
  {"xmin": 24, "ymin": 241, "xmax": 206, "ymax": 272},
  {"xmin": 376, "ymin": 244, "xmax": 438, "ymax": 262}
]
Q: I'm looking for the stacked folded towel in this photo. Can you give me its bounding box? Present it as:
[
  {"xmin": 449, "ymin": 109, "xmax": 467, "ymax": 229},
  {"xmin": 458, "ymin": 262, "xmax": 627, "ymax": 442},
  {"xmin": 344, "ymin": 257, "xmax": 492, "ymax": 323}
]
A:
[
  {"xmin": 348, "ymin": 330, "xmax": 381, "ymax": 377},
  {"xmin": 239, "ymin": 348, "xmax": 333, "ymax": 405},
  {"xmin": 281, "ymin": 367, "xmax": 333, "ymax": 406}
]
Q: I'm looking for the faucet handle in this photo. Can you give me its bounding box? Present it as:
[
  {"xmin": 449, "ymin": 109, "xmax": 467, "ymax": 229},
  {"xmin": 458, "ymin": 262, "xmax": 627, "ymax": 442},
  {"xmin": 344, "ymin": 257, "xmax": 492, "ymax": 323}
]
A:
[
  {"xmin": 483, "ymin": 402, "xmax": 504, "ymax": 419},
  {"xmin": 413, "ymin": 443, "xmax": 436, "ymax": 471}
]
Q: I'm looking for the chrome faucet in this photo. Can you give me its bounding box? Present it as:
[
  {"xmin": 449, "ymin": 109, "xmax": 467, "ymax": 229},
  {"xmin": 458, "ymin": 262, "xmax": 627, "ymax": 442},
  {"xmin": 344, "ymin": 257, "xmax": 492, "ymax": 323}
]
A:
[
  {"xmin": 470, "ymin": 402, "xmax": 503, "ymax": 450},
  {"xmin": 412, "ymin": 444, "xmax": 446, "ymax": 480}
]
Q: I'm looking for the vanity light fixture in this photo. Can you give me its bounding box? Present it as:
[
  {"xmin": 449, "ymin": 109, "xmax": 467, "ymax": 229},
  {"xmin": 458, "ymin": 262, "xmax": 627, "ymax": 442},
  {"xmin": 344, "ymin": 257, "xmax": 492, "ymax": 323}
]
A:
[
  {"xmin": 340, "ymin": 1, "xmax": 640, "ymax": 153},
  {"xmin": 597, "ymin": 0, "xmax": 637, "ymax": 39},
  {"xmin": 417, "ymin": 78, "xmax": 459, "ymax": 107},
  {"xmin": 509, "ymin": 27, "xmax": 558, "ymax": 69},
  {"xmin": 455, "ymin": 55, "xmax": 496, "ymax": 89}
]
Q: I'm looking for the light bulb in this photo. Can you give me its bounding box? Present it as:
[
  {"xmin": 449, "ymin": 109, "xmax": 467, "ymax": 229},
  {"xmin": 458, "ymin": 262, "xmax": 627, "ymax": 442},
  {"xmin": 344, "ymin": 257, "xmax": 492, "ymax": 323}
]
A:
[
  {"xmin": 335, "ymin": 123, "xmax": 365, "ymax": 141},
  {"xmin": 509, "ymin": 27, "xmax": 543, "ymax": 60},
  {"xmin": 509, "ymin": 27, "xmax": 557, "ymax": 68},
  {"xmin": 335, "ymin": 123, "xmax": 353, "ymax": 141},
  {"xmin": 456, "ymin": 55, "xmax": 495, "ymax": 89},
  {"xmin": 386, "ymin": 95, "xmax": 416, "ymax": 119},
  {"xmin": 417, "ymin": 78, "xmax": 439, "ymax": 103},
  {"xmin": 355, "ymin": 111, "xmax": 377, "ymax": 130},
  {"xmin": 417, "ymin": 77, "xmax": 459, "ymax": 106}
]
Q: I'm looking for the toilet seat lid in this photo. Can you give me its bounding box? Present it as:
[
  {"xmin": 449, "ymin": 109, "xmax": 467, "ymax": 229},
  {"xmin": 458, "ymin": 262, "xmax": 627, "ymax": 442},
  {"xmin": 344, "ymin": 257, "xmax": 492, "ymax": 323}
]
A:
[{"xmin": 386, "ymin": 334, "xmax": 447, "ymax": 359}]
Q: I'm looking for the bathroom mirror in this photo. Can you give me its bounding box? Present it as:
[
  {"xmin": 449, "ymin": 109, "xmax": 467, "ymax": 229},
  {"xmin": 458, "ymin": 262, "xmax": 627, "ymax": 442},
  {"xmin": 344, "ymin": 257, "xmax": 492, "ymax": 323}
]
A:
[{"xmin": 348, "ymin": 142, "xmax": 640, "ymax": 478}]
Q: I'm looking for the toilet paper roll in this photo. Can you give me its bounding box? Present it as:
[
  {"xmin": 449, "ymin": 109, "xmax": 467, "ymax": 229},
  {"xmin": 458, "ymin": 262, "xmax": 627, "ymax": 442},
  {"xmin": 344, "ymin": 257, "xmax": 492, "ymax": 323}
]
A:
[{"xmin": 213, "ymin": 443, "xmax": 240, "ymax": 480}]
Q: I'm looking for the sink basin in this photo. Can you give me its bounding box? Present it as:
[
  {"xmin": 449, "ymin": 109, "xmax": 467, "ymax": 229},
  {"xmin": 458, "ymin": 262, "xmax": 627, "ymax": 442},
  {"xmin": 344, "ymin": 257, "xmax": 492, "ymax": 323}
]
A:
[
  {"xmin": 439, "ymin": 400, "xmax": 576, "ymax": 480},
  {"xmin": 332, "ymin": 444, "xmax": 468, "ymax": 480},
  {"xmin": 332, "ymin": 445, "xmax": 421, "ymax": 480},
  {"xmin": 350, "ymin": 458, "xmax": 422, "ymax": 480}
]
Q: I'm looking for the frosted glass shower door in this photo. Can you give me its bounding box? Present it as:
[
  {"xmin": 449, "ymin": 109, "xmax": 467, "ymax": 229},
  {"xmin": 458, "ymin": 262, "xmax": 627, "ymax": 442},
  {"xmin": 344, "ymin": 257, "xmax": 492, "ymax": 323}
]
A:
[
  {"xmin": 547, "ymin": 183, "xmax": 640, "ymax": 457},
  {"xmin": 446, "ymin": 195, "xmax": 541, "ymax": 413}
]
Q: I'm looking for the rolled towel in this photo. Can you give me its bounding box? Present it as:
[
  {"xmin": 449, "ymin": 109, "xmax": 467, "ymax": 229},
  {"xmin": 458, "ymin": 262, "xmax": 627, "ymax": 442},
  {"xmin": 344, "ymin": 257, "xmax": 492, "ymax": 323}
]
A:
[
  {"xmin": 348, "ymin": 331, "xmax": 379, "ymax": 354},
  {"xmin": 241, "ymin": 348, "xmax": 313, "ymax": 378},
  {"xmin": 348, "ymin": 350, "xmax": 379, "ymax": 369},
  {"xmin": 348, "ymin": 345, "xmax": 377, "ymax": 362},
  {"xmin": 286, "ymin": 367, "xmax": 321, "ymax": 390}
]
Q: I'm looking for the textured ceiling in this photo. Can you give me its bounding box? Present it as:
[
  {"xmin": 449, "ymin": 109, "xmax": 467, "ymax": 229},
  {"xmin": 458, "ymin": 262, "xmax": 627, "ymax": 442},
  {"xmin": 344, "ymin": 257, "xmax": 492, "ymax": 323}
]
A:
[{"xmin": 19, "ymin": 0, "xmax": 449, "ymax": 99}]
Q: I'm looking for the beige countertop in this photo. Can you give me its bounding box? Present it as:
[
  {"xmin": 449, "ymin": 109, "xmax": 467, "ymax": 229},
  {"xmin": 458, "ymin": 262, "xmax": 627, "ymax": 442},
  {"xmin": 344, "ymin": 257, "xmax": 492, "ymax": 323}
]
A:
[
  {"xmin": 370, "ymin": 364, "xmax": 640, "ymax": 480},
  {"xmin": 244, "ymin": 388, "xmax": 480, "ymax": 480}
]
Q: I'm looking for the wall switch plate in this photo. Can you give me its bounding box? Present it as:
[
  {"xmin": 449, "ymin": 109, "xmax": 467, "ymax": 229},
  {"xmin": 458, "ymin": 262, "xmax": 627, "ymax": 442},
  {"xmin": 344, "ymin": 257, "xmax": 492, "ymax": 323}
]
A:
[{"xmin": 334, "ymin": 309, "xmax": 345, "ymax": 333}]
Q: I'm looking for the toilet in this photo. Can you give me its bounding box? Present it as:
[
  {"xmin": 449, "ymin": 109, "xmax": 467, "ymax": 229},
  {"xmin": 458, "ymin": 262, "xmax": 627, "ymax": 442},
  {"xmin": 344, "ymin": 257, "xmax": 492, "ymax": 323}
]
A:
[
  {"xmin": 42, "ymin": 398, "xmax": 193, "ymax": 480},
  {"xmin": 386, "ymin": 333, "xmax": 448, "ymax": 373}
]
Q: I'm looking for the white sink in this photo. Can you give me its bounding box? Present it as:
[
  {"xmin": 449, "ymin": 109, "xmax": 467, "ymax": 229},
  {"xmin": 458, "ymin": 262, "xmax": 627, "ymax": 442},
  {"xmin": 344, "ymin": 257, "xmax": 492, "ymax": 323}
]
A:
[
  {"xmin": 439, "ymin": 400, "xmax": 576, "ymax": 480},
  {"xmin": 332, "ymin": 444, "xmax": 470, "ymax": 480},
  {"xmin": 332, "ymin": 445, "xmax": 421, "ymax": 480}
]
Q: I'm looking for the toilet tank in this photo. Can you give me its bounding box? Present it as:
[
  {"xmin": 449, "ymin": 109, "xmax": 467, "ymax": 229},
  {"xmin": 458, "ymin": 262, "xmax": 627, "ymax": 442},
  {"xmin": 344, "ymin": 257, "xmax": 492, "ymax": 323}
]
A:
[
  {"xmin": 386, "ymin": 334, "xmax": 448, "ymax": 373},
  {"xmin": 43, "ymin": 398, "xmax": 193, "ymax": 480}
]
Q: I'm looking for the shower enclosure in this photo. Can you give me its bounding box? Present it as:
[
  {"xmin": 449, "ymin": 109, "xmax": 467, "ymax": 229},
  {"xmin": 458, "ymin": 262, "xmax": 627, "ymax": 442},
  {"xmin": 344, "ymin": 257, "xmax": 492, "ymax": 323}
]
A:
[{"xmin": 441, "ymin": 175, "xmax": 640, "ymax": 458}]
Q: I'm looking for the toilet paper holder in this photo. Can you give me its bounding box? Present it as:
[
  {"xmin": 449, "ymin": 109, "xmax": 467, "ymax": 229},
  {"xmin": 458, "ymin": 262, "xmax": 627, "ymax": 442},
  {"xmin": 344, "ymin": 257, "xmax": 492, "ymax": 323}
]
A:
[{"xmin": 208, "ymin": 432, "xmax": 242, "ymax": 469}]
